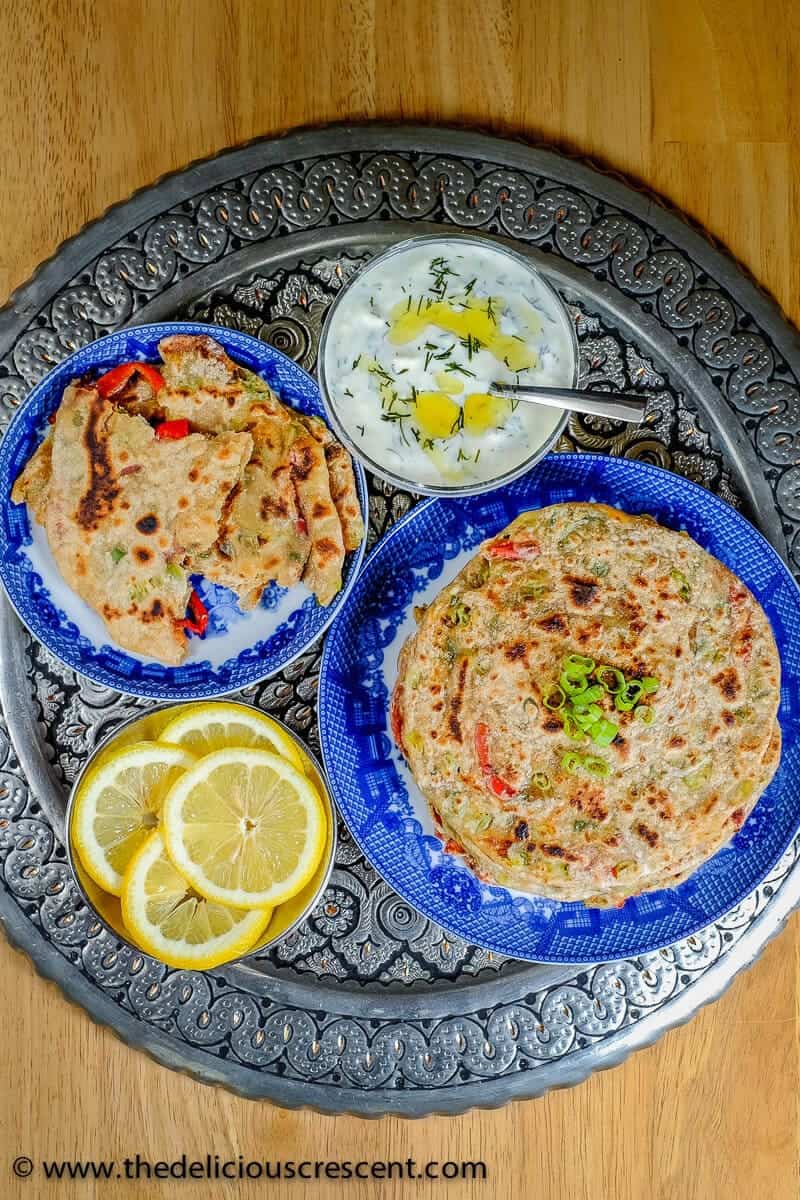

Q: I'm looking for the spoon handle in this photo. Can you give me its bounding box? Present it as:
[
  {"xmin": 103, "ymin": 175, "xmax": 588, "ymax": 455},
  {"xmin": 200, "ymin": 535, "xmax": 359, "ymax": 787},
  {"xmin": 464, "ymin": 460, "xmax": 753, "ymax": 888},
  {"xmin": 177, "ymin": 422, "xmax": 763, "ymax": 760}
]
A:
[{"xmin": 490, "ymin": 383, "xmax": 647, "ymax": 424}]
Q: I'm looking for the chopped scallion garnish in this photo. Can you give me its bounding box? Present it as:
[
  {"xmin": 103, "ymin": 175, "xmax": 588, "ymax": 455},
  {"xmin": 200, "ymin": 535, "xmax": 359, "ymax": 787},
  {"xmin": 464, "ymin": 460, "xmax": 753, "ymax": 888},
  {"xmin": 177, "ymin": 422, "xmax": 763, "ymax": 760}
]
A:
[
  {"xmin": 589, "ymin": 718, "xmax": 619, "ymax": 746},
  {"xmin": 596, "ymin": 665, "xmax": 626, "ymax": 694},
  {"xmin": 564, "ymin": 654, "xmax": 595, "ymax": 677},
  {"xmin": 614, "ymin": 680, "xmax": 645, "ymax": 712}
]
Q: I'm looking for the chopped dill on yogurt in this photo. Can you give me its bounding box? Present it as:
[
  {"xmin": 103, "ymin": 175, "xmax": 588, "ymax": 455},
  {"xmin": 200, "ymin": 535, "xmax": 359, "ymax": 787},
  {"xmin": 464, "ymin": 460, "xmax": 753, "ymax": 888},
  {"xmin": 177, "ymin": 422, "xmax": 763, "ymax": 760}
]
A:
[{"xmin": 323, "ymin": 237, "xmax": 575, "ymax": 489}]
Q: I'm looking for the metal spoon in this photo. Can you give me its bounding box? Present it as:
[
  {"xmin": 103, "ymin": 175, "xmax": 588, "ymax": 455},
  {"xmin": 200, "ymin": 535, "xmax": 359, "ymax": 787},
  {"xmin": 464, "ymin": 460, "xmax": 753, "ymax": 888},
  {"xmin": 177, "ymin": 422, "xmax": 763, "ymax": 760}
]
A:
[{"xmin": 490, "ymin": 382, "xmax": 647, "ymax": 424}]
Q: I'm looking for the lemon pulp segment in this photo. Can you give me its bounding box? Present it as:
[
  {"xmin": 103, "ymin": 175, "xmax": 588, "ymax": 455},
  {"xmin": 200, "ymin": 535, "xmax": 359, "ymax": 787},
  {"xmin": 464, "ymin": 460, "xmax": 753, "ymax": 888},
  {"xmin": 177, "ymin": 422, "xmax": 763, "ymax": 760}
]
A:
[
  {"xmin": 162, "ymin": 748, "xmax": 326, "ymax": 909},
  {"xmin": 121, "ymin": 831, "xmax": 272, "ymax": 970},
  {"xmin": 71, "ymin": 741, "xmax": 195, "ymax": 895}
]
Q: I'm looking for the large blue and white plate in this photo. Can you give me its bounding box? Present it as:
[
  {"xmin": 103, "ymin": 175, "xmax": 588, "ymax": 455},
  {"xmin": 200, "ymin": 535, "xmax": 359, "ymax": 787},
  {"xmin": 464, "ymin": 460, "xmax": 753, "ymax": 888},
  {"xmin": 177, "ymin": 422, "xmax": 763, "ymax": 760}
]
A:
[
  {"xmin": 319, "ymin": 453, "xmax": 800, "ymax": 963},
  {"xmin": 0, "ymin": 323, "xmax": 367, "ymax": 700}
]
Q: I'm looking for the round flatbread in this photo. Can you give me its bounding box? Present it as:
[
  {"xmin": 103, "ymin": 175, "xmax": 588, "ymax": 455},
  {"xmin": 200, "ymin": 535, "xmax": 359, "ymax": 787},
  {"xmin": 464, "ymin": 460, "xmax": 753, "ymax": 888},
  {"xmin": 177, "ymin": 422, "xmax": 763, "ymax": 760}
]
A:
[{"xmin": 391, "ymin": 503, "xmax": 781, "ymax": 905}]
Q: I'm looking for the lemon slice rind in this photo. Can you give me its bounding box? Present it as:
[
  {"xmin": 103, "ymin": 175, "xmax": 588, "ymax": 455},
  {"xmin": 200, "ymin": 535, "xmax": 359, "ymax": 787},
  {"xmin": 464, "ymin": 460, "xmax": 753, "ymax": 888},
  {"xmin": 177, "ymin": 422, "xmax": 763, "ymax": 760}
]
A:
[{"xmin": 159, "ymin": 702, "xmax": 305, "ymax": 772}]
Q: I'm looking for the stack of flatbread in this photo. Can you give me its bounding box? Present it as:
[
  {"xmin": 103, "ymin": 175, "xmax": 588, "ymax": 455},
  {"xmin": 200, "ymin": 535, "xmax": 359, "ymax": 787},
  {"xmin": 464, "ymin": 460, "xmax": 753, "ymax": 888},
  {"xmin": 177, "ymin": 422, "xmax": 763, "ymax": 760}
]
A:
[{"xmin": 12, "ymin": 334, "xmax": 364, "ymax": 666}]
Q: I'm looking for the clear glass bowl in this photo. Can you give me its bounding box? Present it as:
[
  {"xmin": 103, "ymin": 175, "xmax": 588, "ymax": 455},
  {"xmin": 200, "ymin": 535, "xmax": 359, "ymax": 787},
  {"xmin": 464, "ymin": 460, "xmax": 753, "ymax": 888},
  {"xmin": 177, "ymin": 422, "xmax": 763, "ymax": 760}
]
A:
[{"xmin": 317, "ymin": 232, "xmax": 579, "ymax": 497}]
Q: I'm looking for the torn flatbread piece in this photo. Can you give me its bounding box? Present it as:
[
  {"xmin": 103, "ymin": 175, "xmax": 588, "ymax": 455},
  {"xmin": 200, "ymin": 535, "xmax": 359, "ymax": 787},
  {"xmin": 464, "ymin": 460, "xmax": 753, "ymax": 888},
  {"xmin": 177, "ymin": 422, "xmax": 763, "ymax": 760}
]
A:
[
  {"xmin": 157, "ymin": 334, "xmax": 361, "ymax": 607},
  {"xmin": 157, "ymin": 334, "xmax": 284, "ymax": 432},
  {"xmin": 11, "ymin": 435, "xmax": 52, "ymax": 525},
  {"xmin": 32, "ymin": 381, "xmax": 251, "ymax": 665},
  {"xmin": 297, "ymin": 413, "xmax": 365, "ymax": 552},
  {"xmin": 190, "ymin": 414, "xmax": 311, "ymax": 604},
  {"xmin": 291, "ymin": 434, "xmax": 345, "ymax": 607}
]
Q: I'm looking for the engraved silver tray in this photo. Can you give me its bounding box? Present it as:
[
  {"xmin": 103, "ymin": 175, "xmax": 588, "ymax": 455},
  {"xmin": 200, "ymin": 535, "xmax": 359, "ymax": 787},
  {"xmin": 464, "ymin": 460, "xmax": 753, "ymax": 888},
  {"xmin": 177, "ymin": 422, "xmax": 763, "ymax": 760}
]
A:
[{"xmin": 1, "ymin": 123, "xmax": 799, "ymax": 1116}]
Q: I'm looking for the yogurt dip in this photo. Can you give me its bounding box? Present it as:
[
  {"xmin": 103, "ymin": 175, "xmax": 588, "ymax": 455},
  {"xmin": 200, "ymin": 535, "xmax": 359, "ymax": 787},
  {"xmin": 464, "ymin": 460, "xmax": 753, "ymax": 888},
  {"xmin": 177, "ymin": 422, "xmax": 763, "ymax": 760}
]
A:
[{"xmin": 319, "ymin": 236, "xmax": 577, "ymax": 493}]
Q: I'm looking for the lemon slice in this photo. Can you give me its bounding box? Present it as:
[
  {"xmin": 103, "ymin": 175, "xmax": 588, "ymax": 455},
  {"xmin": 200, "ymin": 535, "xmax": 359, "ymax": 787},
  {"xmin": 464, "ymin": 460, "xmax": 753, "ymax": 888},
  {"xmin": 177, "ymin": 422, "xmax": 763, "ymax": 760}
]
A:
[
  {"xmin": 162, "ymin": 747, "xmax": 326, "ymax": 909},
  {"xmin": 159, "ymin": 702, "xmax": 305, "ymax": 772},
  {"xmin": 71, "ymin": 741, "xmax": 196, "ymax": 895},
  {"xmin": 121, "ymin": 831, "xmax": 271, "ymax": 970}
]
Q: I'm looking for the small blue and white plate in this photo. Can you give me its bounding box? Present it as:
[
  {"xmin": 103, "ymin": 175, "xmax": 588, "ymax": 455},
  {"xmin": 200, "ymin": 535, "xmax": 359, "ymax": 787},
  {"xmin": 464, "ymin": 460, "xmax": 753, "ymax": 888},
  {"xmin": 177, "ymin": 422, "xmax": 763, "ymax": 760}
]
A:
[
  {"xmin": 0, "ymin": 322, "xmax": 367, "ymax": 700},
  {"xmin": 318, "ymin": 453, "xmax": 800, "ymax": 963}
]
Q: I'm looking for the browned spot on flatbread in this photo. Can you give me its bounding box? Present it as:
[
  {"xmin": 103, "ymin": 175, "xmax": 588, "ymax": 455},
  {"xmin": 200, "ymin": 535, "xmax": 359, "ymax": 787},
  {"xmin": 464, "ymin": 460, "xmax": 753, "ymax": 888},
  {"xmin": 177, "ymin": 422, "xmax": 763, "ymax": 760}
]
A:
[
  {"xmin": 565, "ymin": 575, "xmax": 599, "ymax": 607},
  {"xmin": 735, "ymin": 624, "xmax": 754, "ymax": 660},
  {"xmin": 312, "ymin": 500, "xmax": 333, "ymax": 520},
  {"xmin": 635, "ymin": 822, "xmax": 658, "ymax": 847},
  {"xmin": 541, "ymin": 843, "xmax": 577, "ymax": 862},
  {"xmin": 571, "ymin": 786, "xmax": 608, "ymax": 821},
  {"xmin": 537, "ymin": 613, "xmax": 568, "ymax": 634},
  {"xmin": 260, "ymin": 496, "xmax": 289, "ymax": 521},
  {"xmin": 76, "ymin": 395, "xmax": 120, "ymax": 530},
  {"xmin": 314, "ymin": 537, "xmax": 339, "ymax": 564},
  {"xmin": 448, "ymin": 658, "xmax": 468, "ymax": 744},
  {"xmin": 505, "ymin": 642, "xmax": 526, "ymax": 661},
  {"xmin": 712, "ymin": 667, "xmax": 740, "ymax": 700},
  {"xmin": 136, "ymin": 514, "xmax": 159, "ymax": 534},
  {"xmin": 133, "ymin": 546, "xmax": 152, "ymax": 564},
  {"xmin": 291, "ymin": 443, "xmax": 316, "ymax": 482}
]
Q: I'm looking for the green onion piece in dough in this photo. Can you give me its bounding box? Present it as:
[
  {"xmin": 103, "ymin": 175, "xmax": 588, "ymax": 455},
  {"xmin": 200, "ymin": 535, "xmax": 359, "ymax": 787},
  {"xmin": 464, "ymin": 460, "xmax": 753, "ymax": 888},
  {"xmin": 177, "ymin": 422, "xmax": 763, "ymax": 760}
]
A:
[
  {"xmin": 561, "ymin": 752, "xmax": 611, "ymax": 779},
  {"xmin": 529, "ymin": 772, "xmax": 551, "ymax": 792},
  {"xmin": 635, "ymin": 705, "xmax": 655, "ymax": 725},
  {"xmin": 110, "ymin": 546, "xmax": 126, "ymax": 564},
  {"xmin": 640, "ymin": 676, "xmax": 660, "ymax": 694},
  {"xmin": 584, "ymin": 756, "xmax": 611, "ymax": 779}
]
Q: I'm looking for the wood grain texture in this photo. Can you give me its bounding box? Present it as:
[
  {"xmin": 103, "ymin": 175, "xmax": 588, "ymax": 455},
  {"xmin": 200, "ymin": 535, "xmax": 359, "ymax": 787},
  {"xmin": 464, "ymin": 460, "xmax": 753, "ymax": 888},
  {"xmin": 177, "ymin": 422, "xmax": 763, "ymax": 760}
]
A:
[{"xmin": 1, "ymin": 1, "xmax": 799, "ymax": 1197}]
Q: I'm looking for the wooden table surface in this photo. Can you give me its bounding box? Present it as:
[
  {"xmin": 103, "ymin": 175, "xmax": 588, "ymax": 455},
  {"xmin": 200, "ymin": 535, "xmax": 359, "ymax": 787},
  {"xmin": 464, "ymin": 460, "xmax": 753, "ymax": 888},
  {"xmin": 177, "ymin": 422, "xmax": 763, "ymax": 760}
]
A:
[{"xmin": 1, "ymin": 2, "xmax": 799, "ymax": 1197}]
